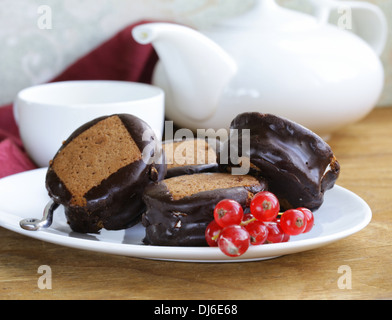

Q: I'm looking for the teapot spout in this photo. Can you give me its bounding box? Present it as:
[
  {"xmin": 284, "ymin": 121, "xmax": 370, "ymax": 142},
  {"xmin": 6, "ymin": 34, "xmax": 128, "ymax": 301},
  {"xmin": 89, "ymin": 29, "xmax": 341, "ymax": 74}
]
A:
[{"xmin": 133, "ymin": 23, "xmax": 237, "ymax": 121}]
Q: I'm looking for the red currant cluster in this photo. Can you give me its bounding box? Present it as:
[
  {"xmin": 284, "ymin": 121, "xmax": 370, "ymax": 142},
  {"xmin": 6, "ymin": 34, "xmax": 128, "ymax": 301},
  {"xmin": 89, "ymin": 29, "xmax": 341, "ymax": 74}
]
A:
[{"xmin": 205, "ymin": 191, "xmax": 314, "ymax": 257}]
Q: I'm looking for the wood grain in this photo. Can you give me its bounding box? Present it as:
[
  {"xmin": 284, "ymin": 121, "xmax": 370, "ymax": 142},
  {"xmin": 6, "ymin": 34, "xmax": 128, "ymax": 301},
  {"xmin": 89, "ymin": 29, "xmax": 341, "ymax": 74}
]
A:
[{"xmin": 1, "ymin": 107, "xmax": 391, "ymax": 300}]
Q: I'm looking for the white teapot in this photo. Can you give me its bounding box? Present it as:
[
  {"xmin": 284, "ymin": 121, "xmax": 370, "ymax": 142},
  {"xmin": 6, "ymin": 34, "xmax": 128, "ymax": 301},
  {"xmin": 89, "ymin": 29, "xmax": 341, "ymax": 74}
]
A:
[{"xmin": 133, "ymin": 0, "xmax": 387, "ymax": 138}]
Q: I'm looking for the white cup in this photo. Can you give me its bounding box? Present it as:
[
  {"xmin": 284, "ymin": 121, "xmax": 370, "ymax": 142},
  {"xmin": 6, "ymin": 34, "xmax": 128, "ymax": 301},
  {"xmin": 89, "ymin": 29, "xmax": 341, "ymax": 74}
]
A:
[{"xmin": 14, "ymin": 80, "xmax": 165, "ymax": 167}]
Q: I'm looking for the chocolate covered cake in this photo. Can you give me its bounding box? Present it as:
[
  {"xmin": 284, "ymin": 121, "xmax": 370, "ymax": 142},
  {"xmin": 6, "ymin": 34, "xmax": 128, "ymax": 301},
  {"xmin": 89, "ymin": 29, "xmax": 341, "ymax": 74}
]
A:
[
  {"xmin": 163, "ymin": 138, "xmax": 219, "ymax": 178},
  {"xmin": 46, "ymin": 114, "xmax": 166, "ymax": 233},
  {"xmin": 142, "ymin": 172, "xmax": 267, "ymax": 246},
  {"xmin": 218, "ymin": 112, "xmax": 340, "ymax": 211}
]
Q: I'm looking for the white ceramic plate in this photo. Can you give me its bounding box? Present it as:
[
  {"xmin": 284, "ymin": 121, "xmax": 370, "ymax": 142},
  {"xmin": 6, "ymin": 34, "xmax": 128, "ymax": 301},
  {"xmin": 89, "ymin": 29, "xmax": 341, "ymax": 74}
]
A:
[{"xmin": 0, "ymin": 168, "xmax": 372, "ymax": 263}]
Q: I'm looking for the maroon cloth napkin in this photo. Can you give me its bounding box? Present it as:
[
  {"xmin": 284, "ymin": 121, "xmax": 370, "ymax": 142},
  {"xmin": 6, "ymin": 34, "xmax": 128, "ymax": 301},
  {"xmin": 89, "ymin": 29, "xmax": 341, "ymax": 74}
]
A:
[{"xmin": 0, "ymin": 21, "xmax": 158, "ymax": 179}]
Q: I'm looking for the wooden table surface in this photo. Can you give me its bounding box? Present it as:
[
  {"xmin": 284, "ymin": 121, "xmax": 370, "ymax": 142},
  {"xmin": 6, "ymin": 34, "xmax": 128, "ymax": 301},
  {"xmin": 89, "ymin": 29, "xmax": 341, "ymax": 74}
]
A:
[{"xmin": 1, "ymin": 107, "xmax": 391, "ymax": 300}]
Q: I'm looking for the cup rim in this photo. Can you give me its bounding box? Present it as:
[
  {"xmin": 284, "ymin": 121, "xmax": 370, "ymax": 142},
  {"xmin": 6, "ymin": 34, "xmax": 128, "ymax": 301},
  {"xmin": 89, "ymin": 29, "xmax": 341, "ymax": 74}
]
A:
[{"xmin": 16, "ymin": 80, "xmax": 164, "ymax": 107}]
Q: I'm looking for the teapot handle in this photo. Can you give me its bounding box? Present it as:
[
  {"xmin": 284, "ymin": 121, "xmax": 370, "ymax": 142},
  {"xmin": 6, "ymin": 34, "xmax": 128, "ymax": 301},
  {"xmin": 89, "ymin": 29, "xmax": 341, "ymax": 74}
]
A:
[{"xmin": 309, "ymin": 0, "xmax": 387, "ymax": 56}]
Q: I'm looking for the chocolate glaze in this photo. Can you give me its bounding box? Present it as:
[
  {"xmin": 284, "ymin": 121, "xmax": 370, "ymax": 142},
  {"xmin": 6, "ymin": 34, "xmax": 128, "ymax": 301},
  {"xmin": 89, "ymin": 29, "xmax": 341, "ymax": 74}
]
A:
[
  {"xmin": 218, "ymin": 113, "xmax": 340, "ymax": 211},
  {"xmin": 142, "ymin": 174, "xmax": 267, "ymax": 246},
  {"xmin": 46, "ymin": 114, "xmax": 166, "ymax": 233},
  {"xmin": 165, "ymin": 163, "xmax": 219, "ymax": 178}
]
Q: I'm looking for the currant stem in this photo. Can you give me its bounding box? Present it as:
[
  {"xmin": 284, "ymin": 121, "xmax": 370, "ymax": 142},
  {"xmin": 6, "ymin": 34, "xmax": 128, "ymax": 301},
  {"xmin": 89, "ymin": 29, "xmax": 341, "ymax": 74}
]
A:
[
  {"xmin": 240, "ymin": 217, "xmax": 257, "ymax": 226},
  {"xmin": 211, "ymin": 232, "xmax": 221, "ymax": 241}
]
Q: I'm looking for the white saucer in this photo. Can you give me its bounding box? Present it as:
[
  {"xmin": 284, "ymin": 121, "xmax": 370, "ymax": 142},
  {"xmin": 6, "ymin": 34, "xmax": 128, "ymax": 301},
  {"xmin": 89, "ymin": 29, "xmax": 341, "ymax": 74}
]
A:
[{"xmin": 0, "ymin": 168, "xmax": 372, "ymax": 262}]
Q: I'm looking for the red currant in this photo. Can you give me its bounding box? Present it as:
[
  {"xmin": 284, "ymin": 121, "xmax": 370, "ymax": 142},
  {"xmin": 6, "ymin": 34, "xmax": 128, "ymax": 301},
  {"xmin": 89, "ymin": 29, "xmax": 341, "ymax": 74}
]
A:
[
  {"xmin": 214, "ymin": 199, "xmax": 244, "ymax": 228},
  {"xmin": 218, "ymin": 225, "xmax": 250, "ymax": 257},
  {"xmin": 280, "ymin": 209, "xmax": 307, "ymax": 235},
  {"xmin": 297, "ymin": 207, "xmax": 314, "ymax": 233},
  {"xmin": 250, "ymin": 191, "xmax": 280, "ymax": 222},
  {"xmin": 265, "ymin": 221, "xmax": 285, "ymax": 243},
  {"xmin": 205, "ymin": 220, "xmax": 222, "ymax": 247},
  {"xmin": 282, "ymin": 233, "xmax": 291, "ymax": 242},
  {"xmin": 244, "ymin": 220, "xmax": 268, "ymax": 245}
]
